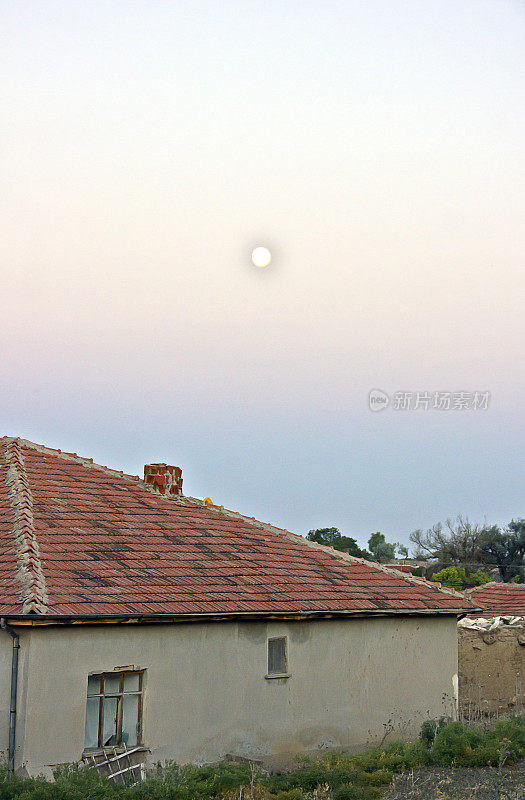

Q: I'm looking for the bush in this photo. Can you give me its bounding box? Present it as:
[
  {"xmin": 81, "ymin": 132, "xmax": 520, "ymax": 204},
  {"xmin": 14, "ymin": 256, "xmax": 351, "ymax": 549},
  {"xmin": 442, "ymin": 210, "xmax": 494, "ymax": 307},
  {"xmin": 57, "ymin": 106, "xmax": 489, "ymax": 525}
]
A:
[
  {"xmin": 430, "ymin": 717, "xmax": 525, "ymax": 767},
  {"xmin": 1, "ymin": 718, "xmax": 524, "ymax": 800},
  {"xmin": 420, "ymin": 716, "xmax": 449, "ymax": 748},
  {"xmin": 332, "ymin": 787, "xmax": 380, "ymax": 800}
]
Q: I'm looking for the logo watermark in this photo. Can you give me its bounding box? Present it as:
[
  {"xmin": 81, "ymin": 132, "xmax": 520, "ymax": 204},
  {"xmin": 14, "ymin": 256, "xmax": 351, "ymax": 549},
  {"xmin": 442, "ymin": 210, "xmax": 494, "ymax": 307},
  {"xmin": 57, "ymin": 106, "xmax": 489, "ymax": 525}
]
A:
[{"xmin": 367, "ymin": 390, "xmax": 490, "ymax": 412}]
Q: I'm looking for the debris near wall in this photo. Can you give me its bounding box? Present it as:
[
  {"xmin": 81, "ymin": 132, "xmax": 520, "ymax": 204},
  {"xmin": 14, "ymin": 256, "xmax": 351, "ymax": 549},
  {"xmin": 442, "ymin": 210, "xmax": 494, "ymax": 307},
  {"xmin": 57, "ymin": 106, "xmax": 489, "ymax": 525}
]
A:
[
  {"xmin": 83, "ymin": 745, "xmax": 147, "ymax": 786},
  {"xmin": 458, "ymin": 616, "xmax": 525, "ymax": 720}
]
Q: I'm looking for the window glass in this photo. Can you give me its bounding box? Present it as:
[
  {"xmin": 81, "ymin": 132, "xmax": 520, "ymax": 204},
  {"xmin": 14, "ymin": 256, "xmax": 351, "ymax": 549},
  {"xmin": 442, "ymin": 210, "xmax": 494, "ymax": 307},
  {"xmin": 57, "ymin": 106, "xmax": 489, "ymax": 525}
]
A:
[
  {"xmin": 84, "ymin": 697, "xmax": 99, "ymax": 749},
  {"xmin": 87, "ymin": 675, "xmax": 101, "ymax": 696},
  {"xmin": 104, "ymin": 674, "xmax": 121, "ymax": 694},
  {"xmin": 84, "ymin": 670, "xmax": 144, "ymax": 749},
  {"xmin": 102, "ymin": 697, "xmax": 118, "ymax": 746},
  {"xmin": 124, "ymin": 672, "xmax": 140, "ymax": 692},
  {"xmin": 121, "ymin": 693, "xmax": 140, "ymax": 745},
  {"xmin": 268, "ymin": 637, "xmax": 287, "ymax": 674}
]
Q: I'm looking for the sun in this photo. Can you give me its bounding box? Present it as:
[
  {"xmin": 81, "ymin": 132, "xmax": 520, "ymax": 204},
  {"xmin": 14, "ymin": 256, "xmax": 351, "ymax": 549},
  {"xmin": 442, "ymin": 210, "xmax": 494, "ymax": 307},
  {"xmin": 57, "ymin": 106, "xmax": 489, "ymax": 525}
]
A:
[{"xmin": 251, "ymin": 246, "xmax": 272, "ymax": 268}]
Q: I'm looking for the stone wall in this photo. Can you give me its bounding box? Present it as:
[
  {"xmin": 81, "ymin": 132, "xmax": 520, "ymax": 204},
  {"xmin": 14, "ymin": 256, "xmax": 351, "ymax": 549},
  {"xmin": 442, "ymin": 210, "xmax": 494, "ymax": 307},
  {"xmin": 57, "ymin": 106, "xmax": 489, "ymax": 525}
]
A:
[{"xmin": 458, "ymin": 622, "xmax": 525, "ymax": 718}]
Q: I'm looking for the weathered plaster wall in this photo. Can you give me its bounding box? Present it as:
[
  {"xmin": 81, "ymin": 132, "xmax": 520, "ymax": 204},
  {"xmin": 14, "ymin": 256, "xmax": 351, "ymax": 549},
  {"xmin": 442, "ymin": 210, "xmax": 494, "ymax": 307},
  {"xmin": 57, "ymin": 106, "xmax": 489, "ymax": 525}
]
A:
[
  {"xmin": 0, "ymin": 627, "xmax": 31, "ymax": 763},
  {"xmin": 0, "ymin": 633, "xmax": 11, "ymax": 757},
  {"xmin": 13, "ymin": 616, "xmax": 457, "ymax": 775},
  {"xmin": 458, "ymin": 625, "xmax": 525, "ymax": 716}
]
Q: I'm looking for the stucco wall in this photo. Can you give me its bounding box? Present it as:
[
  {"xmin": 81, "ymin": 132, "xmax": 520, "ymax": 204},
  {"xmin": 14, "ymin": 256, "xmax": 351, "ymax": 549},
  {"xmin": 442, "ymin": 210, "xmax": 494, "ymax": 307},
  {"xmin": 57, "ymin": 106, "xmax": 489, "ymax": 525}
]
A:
[
  {"xmin": 0, "ymin": 627, "xmax": 32, "ymax": 762},
  {"xmin": 11, "ymin": 615, "xmax": 457, "ymax": 775},
  {"xmin": 0, "ymin": 633, "xmax": 12, "ymax": 758}
]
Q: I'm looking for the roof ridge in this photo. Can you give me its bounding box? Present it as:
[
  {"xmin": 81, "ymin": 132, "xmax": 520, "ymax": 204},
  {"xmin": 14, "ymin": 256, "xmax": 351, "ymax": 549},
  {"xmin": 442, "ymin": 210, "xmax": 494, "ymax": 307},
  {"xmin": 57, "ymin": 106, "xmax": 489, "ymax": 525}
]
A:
[
  {"xmin": 0, "ymin": 436, "xmax": 140, "ymax": 484},
  {"xmin": 3, "ymin": 438, "xmax": 49, "ymax": 614},
  {"xmin": 467, "ymin": 582, "xmax": 523, "ymax": 593},
  {"xmin": 185, "ymin": 497, "xmax": 472, "ymax": 607}
]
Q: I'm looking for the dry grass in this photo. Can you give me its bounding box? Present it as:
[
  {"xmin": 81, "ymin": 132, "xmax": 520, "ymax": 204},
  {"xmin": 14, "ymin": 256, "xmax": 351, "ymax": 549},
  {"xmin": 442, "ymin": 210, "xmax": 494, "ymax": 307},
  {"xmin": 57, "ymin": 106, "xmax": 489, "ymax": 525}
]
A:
[{"xmin": 383, "ymin": 761, "xmax": 525, "ymax": 800}]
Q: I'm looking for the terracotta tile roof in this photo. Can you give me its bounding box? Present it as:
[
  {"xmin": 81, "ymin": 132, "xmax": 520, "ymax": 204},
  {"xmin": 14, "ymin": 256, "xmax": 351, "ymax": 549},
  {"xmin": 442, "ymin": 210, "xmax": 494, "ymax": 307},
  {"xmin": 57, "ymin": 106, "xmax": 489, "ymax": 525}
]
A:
[
  {"xmin": 0, "ymin": 437, "xmax": 472, "ymax": 618},
  {"xmin": 465, "ymin": 582, "xmax": 525, "ymax": 617}
]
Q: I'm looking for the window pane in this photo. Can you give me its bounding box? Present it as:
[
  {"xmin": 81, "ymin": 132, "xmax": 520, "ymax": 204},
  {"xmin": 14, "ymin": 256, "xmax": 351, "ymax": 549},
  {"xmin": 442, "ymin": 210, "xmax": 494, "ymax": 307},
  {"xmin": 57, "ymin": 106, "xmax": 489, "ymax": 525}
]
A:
[
  {"xmin": 268, "ymin": 638, "xmax": 287, "ymax": 674},
  {"xmin": 102, "ymin": 697, "xmax": 118, "ymax": 746},
  {"xmin": 104, "ymin": 674, "xmax": 121, "ymax": 695},
  {"xmin": 84, "ymin": 697, "xmax": 100, "ymax": 749},
  {"xmin": 123, "ymin": 673, "xmax": 140, "ymax": 693},
  {"xmin": 121, "ymin": 693, "xmax": 139, "ymax": 745},
  {"xmin": 87, "ymin": 675, "xmax": 101, "ymax": 696}
]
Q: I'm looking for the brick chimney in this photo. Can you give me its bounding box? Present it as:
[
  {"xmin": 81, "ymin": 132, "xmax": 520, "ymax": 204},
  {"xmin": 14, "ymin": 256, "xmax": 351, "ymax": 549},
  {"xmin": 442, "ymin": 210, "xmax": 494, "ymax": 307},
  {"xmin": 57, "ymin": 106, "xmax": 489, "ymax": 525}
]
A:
[{"xmin": 143, "ymin": 463, "xmax": 183, "ymax": 497}]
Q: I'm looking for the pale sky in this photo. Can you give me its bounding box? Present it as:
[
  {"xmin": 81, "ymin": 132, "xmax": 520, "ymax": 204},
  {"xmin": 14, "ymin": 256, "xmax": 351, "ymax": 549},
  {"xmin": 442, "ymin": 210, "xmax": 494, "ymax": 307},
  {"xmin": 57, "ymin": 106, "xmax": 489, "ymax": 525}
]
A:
[{"xmin": 1, "ymin": 0, "xmax": 524, "ymax": 548}]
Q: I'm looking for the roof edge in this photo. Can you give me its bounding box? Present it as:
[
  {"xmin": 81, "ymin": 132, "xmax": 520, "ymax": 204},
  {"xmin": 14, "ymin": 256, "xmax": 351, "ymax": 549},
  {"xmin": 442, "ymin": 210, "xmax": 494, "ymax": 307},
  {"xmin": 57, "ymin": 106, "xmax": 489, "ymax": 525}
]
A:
[
  {"xmin": 0, "ymin": 436, "xmax": 141, "ymax": 485},
  {"xmin": 0, "ymin": 608, "xmax": 467, "ymax": 626}
]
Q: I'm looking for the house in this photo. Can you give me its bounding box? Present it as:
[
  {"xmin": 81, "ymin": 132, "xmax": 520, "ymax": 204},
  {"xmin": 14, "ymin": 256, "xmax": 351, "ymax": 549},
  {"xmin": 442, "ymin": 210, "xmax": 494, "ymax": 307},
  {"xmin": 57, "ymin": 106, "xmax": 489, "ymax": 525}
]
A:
[
  {"xmin": 458, "ymin": 584, "xmax": 525, "ymax": 717},
  {"xmin": 1, "ymin": 437, "xmax": 472, "ymax": 777}
]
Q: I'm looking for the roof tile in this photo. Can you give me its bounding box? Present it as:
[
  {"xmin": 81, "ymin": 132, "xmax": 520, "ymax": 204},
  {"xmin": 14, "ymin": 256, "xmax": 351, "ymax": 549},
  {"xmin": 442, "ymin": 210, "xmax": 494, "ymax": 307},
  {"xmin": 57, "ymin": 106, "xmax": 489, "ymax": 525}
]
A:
[{"xmin": 0, "ymin": 437, "xmax": 472, "ymax": 617}]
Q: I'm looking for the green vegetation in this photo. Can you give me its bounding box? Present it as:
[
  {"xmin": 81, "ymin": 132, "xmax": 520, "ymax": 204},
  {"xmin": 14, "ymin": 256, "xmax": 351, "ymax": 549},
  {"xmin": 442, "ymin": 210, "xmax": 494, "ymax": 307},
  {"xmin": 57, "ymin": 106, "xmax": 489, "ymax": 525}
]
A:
[
  {"xmin": 410, "ymin": 516, "xmax": 525, "ymax": 583},
  {"xmin": 306, "ymin": 529, "xmax": 406, "ymax": 564},
  {"xmin": 306, "ymin": 528, "xmax": 370, "ymax": 558},
  {"xmin": 1, "ymin": 719, "xmax": 524, "ymax": 800},
  {"xmin": 430, "ymin": 566, "xmax": 490, "ymax": 589}
]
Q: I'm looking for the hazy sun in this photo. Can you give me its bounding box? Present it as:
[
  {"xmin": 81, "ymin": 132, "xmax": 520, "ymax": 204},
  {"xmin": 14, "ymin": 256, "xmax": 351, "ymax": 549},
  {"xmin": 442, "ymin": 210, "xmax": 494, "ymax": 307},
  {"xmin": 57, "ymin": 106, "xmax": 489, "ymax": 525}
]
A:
[{"xmin": 251, "ymin": 246, "xmax": 272, "ymax": 268}]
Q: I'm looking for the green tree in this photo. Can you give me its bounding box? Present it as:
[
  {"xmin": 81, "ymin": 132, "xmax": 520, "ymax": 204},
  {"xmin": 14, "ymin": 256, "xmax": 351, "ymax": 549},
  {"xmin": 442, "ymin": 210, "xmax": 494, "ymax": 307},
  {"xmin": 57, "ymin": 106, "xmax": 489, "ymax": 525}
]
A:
[
  {"xmin": 479, "ymin": 519, "xmax": 525, "ymax": 582},
  {"xmin": 306, "ymin": 527, "xmax": 370, "ymax": 558},
  {"xmin": 431, "ymin": 566, "xmax": 490, "ymax": 589},
  {"xmin": 468, "ymin": 569, "xmax": 492, "ymax": 586},
  {"xmin": 368, "ymin": 532, "xmax": 396, "ymax": 563},
  {"xmin": 431, "ymin": 566, "xmax": 468, "ymax": 589}
]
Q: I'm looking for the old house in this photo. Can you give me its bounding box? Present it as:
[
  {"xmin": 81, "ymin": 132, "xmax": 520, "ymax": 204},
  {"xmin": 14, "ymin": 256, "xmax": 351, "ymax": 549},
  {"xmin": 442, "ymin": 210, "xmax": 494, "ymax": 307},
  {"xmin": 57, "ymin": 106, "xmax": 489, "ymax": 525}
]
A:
[
  {"xmin": 1, "ymin": 437, "xmax": 471, "ymax": 777},
  {"xmin": 458, "ymin": 583, "xmax": 525, "ymax": 717}
]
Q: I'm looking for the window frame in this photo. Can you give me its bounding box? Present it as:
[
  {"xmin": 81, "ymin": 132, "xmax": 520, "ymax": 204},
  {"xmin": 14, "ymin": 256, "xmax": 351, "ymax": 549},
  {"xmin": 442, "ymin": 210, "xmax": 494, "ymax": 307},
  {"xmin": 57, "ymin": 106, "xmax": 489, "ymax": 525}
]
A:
[
  {"xmin": 266, "ymin": 636, "xmax": 290, "ymax": 679},
  {"xmin": 84, "ymin": 670, "xmax": 144, "ymax": 751}
]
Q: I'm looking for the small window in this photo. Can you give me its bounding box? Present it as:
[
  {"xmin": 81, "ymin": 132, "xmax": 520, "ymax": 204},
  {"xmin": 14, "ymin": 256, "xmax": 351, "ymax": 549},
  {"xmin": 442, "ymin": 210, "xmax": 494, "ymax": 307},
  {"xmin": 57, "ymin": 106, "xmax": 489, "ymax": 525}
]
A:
[
  {"xmin": 267, "ymin": 637, "xmax": 288, "ymax": 675},
  {"xmin": 84, "ymin": 671, "xmax": 144, "ymax": 750}
]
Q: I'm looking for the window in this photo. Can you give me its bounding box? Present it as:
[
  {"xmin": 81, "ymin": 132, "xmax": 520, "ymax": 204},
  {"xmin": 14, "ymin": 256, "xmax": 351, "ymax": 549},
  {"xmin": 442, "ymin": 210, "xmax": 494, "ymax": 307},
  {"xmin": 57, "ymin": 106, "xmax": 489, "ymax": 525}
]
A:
[
  {"xmin": 84, "ymin": 671, "xmax": 144, "ymax": 750},
  {"xmin": 267, "ymin": 636, "xmax": 288, "ymax": 676}
]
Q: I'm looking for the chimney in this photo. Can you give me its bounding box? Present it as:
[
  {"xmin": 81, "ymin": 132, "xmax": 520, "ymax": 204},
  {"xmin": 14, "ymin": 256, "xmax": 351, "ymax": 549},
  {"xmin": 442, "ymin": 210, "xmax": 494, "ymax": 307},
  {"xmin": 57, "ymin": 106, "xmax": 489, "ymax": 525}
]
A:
[{"xmin": 143, "ymin": 463, "xmax": 183, "ymax": 497}]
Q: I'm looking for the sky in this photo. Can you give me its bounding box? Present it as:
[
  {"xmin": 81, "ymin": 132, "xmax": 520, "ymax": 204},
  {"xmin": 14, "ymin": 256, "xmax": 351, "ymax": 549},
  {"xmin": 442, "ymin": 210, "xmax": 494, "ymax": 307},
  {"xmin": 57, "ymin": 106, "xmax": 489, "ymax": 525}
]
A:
[{"xmin": 1, "ymin": 0, "xmax": 524, "ymax": 549}]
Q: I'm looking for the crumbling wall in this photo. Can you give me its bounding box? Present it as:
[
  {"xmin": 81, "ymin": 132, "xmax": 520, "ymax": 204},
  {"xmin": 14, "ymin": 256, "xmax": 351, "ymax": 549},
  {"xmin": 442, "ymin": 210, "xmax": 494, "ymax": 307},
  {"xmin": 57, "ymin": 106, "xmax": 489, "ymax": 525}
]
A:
[{"xmin": 458, "ymin": 622, "xmax": 525, "ymax": 717}]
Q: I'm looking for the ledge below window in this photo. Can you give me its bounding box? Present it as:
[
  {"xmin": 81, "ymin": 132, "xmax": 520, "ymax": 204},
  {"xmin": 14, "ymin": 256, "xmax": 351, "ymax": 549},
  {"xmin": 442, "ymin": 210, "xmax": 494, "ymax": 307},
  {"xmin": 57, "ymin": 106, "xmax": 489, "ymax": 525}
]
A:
[{"xmin": 265, "ymin": 672, "xmax": 291, "ymax": 680}]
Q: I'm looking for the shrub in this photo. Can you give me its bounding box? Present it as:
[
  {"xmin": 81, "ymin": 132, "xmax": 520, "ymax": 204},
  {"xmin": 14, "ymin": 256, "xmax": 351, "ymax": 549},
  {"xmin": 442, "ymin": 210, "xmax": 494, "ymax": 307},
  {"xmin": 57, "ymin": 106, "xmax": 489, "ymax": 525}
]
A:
[
  {"xmin": 430, "ymin": 717, "xmax": 525, "ymax": 767},
  {"xmin": 332, "ymin": 786, "xmax": 380, "ymax": 800},
  {"xmin": 360, "ymin": 768, "xmax": 394, "ymax": 786},
  {"xmin": 420, "ymin": 716, "xmax": 449, "ymax": 748}
]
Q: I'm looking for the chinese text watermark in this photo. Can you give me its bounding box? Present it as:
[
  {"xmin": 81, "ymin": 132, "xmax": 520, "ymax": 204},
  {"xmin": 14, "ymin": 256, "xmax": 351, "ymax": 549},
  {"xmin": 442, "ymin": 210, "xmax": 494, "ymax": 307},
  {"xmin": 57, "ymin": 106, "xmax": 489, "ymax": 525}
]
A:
[{"xmin": 368, "ymin": 389, "xmax": 490, "ymax": 412}]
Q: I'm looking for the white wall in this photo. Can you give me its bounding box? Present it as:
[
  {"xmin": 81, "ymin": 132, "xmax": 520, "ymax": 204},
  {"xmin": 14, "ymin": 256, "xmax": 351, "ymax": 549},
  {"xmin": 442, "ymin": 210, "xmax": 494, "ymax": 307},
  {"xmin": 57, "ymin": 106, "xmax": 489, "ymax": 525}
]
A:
[{"xmin": 10, "ymin": 615, "xmax": 457, "ymax": 775}]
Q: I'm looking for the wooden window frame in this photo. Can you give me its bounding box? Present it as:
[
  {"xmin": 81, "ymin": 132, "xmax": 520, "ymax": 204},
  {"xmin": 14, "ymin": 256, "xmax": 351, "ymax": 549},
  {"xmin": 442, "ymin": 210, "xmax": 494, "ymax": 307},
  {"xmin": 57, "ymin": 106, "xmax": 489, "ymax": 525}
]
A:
[
  {"xmin": 85, "ymin": 670, "xmax": 144, "ymax": 750},
  {"xmin": 266, "ymin": 636, "xmax": 290, "ymax": 678}
]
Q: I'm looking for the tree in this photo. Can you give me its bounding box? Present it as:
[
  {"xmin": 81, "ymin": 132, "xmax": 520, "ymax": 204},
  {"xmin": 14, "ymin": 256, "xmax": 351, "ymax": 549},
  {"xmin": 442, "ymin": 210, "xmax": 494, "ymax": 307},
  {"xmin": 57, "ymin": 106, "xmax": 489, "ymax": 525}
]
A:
[
  {"xmin": 409, "ymin": 517, "xmax": 485, "ymax": 567},
  {"xmin": 368, "ymin": 532, "xmax": 396, "ymax": 563},
  {"xmin": 479, "ymin": 519, "xmax": 525, "ymax": 582},
  {"xmin": 409, "ymin": 516, "xmax": 525, "ymax": 582},
  {"xmin": 306, "ymin": 528, "xmax": 370, "ymax": 559}
]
